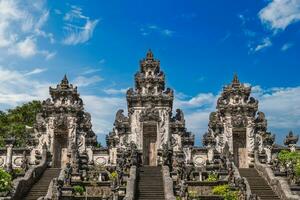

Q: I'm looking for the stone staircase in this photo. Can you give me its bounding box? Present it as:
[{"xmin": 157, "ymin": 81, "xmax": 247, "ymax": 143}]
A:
[
  {"xmin": 136, "ymin": 166, "xmax": 165, "ymax": 200},
  {"xmin": 239, "ymin": 168, "xmax": 281, "ymax": 200},
  {"xmin": 24, "ymin": 168, "xmax": 61, "ymax": 200}
]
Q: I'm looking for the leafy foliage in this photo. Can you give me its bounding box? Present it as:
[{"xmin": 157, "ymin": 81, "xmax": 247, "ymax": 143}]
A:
[
  {"xmin": 212, "ymin": 184, "xmax": 239, "ymax": 200},
  {"xmin": 0, "ymin": 168, "xmax": 12, "ymax": 193},
  {"xmin": 278, "ymin": 150, "xmax": 300, "ymax": 178},
  {"xmin": 278, "ymin": 150, "xmax": 300, "ymax": 164},
  {"xmin": 205, "ymin": 172, "xmax": 219, "ymax": 182},
  {"xmin": 0, "ymin": 101, "xmax": 42, "ymax": 147},
  {"xmin": 73, "ymin": 185, "xmax": 85, "ymax": 195},
  {"xmin": 109, "ymin": 171, "xmax": 118, "ymax": 180}
]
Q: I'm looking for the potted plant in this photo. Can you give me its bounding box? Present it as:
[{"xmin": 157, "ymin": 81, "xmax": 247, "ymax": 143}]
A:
[{"xmin": 0, "ymin": 168, "xmax": 12, "ymax": 197}]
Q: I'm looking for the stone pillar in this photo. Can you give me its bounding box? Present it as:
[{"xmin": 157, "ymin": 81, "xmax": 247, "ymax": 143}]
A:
[
  {"xmin": 207, "ymin": 146, "xmax": 214, "ymax": 163},
  {"xmin": 5, "ymin": 137, "xmax": 15, "ymax": 173}
]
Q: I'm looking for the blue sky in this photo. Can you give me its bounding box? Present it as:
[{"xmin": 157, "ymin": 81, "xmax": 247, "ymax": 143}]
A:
[{"xmin": 0, "ymin": 0, "xmax": 300, "ymax": 145}]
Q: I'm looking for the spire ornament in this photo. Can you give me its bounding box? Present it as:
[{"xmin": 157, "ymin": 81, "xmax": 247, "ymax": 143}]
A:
[
  {"xmin": 232, "ymin": 73, "xmax": 240, "ymax": 86},
  {"xmin": 60, "ymin": 74, "xmax": 70, "ymax": 89},
  {"xmin": 146, "ymin": 49, "xmax": 154, "ymax": 60}
]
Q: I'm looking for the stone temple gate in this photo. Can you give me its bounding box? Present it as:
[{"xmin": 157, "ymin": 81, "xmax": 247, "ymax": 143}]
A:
[
  {"xmin": 203, "ymin": 74, "xmax": 275, "ymax": 168},
  {"xmin": 31, "ymin": 75, "xmax": 97, "ymax": 168},
  {"xmin": 107, "ymin": 50, "xmax": 194, "ymax": 166}
]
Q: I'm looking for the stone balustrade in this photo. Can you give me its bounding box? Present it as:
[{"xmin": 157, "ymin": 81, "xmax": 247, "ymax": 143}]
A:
[
  {"xmin": 162, "ymin": 165, "xmax": 176, "ymax": 200},
  {"xmin": 11, "ymin": 146, "xmax": 49, "ymax": 200},
  {"xmin": 254, "ymin": 151, "xmax": 300, "ymax": 200},
  {"xmin": 124, "ymin": 166, "xmax": 137, "ymax": 200}
]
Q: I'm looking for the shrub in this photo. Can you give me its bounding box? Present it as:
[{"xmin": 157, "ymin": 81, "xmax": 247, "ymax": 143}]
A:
[
  {"xmin": 73, "ymin": 185, "xmax": 85, "ymax": 195},
  {"xmin": 205, "ymin": 172, "xmax": 218, "ymax": 182},
  {"xmin": 278, "ymin": 150, "xmax": 300, "ymax": 178},
  {"xmin": 188, "ymin": 190, "xmax": 197, "ymax": 198},
  {"xmin": 212, "ymin": 184, "xmax": 229, "ymax": 196},
  {"xmin": 0, "ymin": 168, "xmax": 12, "ymax": 193},
  {"xmin": 278, "ymin": 150, "xmax": 300, "ymax": 165},
  {"xmin": 109, "ymin": 171, "xmax": 118, "ymax": 180},
  {"xmin": 212, "ymin": 184, "xmax": 239, "ymax": 200}
]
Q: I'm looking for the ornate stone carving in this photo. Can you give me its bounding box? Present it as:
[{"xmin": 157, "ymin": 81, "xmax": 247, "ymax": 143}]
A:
[{"xmin": 284, "ymin": 131, "xmax": 299, "ymax": 146}]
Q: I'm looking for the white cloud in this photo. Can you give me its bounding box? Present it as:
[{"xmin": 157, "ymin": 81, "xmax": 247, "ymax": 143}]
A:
[
  {"xmin": 175, "ymin": 93, "xmax": 216, "ymax": 109},
  {"xmin": 10, "ymin": 37, "xmax": 37, "ymax": 58},
  {"xmin": 259, "ymin": 0, "xmax": 300, "ymax": 31},
  {"xmin": 82, "ymin": 95, "xmax": 126, "ymax": 135},
  {"xmin": 24, "ymin": 68, "xmax": 47, "ymax": 76},
  {"xmin": 140, "ymin": 24, "xmax": 175, "ymax": 37},
  {"xmin": 73, "ymin": 75, "xmax": 103, "ymax": 87},
  {"xmin": 82, "ymin": 68, "xmax": 102, "ymax": 75},
  {"xmin": 254, "ymin": 86, "xmax": 300, "ymax": 130},
  {"xmin": 63, "ymin": 6, "xmax": 99, "ymax": 45},
  {"xmin": 0, "ymin": 66, "xmax": 50, "ymax": 107},
  {"xmin": 254, "ymin": 37, "xmax": 272, "ymax": 52},
  {"xmin": 281, "ymin": 42, "xmax": 294, "ymax": 51},
  {"xmin": 0, "ymin": 0, "xmax": 54, "ymax": 58},
  {"xmin": 103, "ymin": 88, "xmax": 128, "ymax": 95}
]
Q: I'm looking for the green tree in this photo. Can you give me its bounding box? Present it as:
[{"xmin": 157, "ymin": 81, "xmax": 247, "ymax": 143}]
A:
[{"xmin": 0, "ymin": 101, "xmax": 42, "ymax": 147}]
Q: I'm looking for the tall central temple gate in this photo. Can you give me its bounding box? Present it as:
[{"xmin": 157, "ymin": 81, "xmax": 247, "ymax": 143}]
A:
[{"xmin": 107, "ymin": 50, "xmax": 194, "ymax": 166}]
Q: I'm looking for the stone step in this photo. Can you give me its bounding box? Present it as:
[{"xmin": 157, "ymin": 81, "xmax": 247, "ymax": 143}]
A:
[
  {"xmin": 239, "ymin": 168, "xmax": 281, "ymax": 200},
  {"xmin": 136, "ymin": 166, "xmax": 165, "ymax": 200},
  {"xmin": 24, "ymin": 168, "xmax": 60, "ymax": 200}
]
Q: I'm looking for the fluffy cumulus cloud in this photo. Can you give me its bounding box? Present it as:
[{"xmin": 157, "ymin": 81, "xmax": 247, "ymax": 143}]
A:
[
  {"xmin": 81, "ymin": 95, "xmax": 126, "ymax": 135},
  {"xmin": 0, "ymin": 67, "xmax": 50, "ymax": 107},
  {"xmin": 0, "ymin": 0, "xmax": 55, "ymax": 58},
  {"xmin": 259, "ymin": 0, "xmax": 300, "ymax": 31},
  {"xmin": 63, "ymin": 5, "xmax": 99, "ymax": 45}
]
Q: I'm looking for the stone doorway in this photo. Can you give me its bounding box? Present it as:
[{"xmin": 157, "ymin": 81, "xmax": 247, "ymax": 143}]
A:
[
  {"xmin": 52, "ymin": 134, "xmax": 68, "ymax": 168},
  {"xmin": 233, "ymin": 128, "xmax": 248, "ymax": 168},
  {"xmin": 143, "ymin": 124, "xmax": 157, "ymax": 166}
]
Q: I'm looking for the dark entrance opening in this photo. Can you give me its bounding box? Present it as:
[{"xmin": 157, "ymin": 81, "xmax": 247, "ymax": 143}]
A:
[
  {"xmin": 142, "ymin": 124, "xmax": 157, "ymax": 166},
  {"xmin": 233, "ymin": 128, "xmax": 247, "ymax": 168},
  {"xmin": 52, "ymin": 134, "xmax": 68, "ymax": 168}
]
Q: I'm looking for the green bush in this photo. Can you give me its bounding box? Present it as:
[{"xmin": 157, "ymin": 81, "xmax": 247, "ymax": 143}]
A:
[
  {"xmin": 295, "ymin": 162, "xmax": 300, "ymax": 177},
  {"xmin": 0, "ymin": 168, "xmax": 12, "ymax": 193},
  {"xmin": 205, "ymin": 172, "xmax": 218, "ymax": 182},
  {"xmin": 278, "ymin": 150, "xmax": 300, "ymax": 164},
  {"xmin": 212, "ymin": 184, "xmax": 239, "ymax": 200},
  {"xmin": 212, "ymin": 184, "xmax": 229, "ymax": 195},
  {"xmin": 278, "ymin": 150, "xmax": 300, "ymax": 178},
  {"xmin": 109, "ymin": 171, "xmax": 118, "ymax": 180},
  {"xmin": 73, "ymin": 185, "xmax": 85, "ymax": 195}
]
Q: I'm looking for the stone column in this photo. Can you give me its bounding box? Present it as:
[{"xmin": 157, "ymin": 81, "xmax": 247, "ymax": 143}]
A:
[
  {"xmin": 207, "ymin": 145, "xmax": 214, "ymax": 163},
  {"xmin": 5, "ymin": 137, "xmax": 15, "ymax": 173}
]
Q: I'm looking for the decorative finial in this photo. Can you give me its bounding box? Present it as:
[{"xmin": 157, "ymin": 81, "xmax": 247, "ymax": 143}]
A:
[
  {"xmin": 60, "ymin": 74, "xmax": 69, "ymax": 88},
  {"xmin": 146, "ymin": 49, "xmax": 154, "ymax": 60},
  {"xmin": 232, "ymin": 73, "xmax": 240, "ymax": 85}
]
